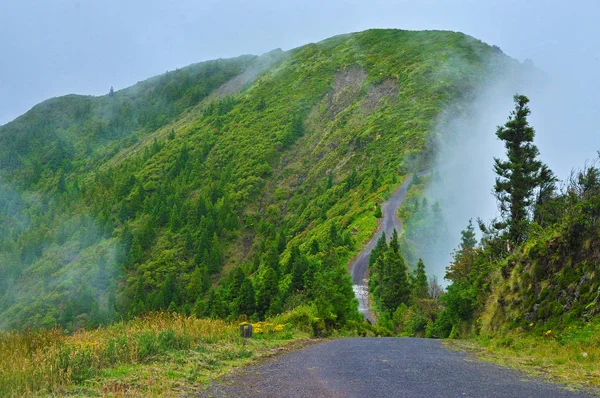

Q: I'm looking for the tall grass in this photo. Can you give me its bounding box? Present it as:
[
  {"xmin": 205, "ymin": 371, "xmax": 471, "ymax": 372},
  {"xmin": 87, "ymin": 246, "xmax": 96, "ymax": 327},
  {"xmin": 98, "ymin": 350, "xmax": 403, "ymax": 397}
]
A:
[
  {"xmin": 450, "ymin": 321, "xmax": 600, "ymax": 393},
  {"xmin": 0, "ymin": 313, "xmax": 268, "ymax": 397}
]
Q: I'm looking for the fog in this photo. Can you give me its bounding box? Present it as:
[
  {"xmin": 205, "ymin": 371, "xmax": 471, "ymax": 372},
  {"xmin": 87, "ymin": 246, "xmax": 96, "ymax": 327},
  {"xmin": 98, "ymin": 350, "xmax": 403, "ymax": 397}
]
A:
[
  {"xmin": 1, "ymin": 0, "xmax": 598, "ymax": 281},
  {"xmin": 0, "ymin": 172, "xmax": 122, "ymax": 329},
  {"xmin": 2, "ymin": 1, "xmax": 597, "ymax": 168},
  {"xmin": 419, "ymin": 63, "xmax": 534, "ymax": 280}
]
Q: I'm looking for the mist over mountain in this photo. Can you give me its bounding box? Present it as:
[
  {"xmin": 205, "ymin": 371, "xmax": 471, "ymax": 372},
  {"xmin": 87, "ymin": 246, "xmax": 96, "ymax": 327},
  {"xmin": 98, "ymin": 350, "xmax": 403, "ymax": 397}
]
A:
[{"xmin": 0, "ymin": 29, "xmax": 529, "ymax": 330}]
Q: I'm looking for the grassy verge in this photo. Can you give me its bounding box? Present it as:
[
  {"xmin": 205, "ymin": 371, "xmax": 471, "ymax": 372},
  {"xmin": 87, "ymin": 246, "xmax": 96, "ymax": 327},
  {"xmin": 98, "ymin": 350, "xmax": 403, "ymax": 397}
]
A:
[
  {"xmin": 0, "ymin": 307, "xmax": 382, "ymax": 397},
  {"xmin": 0, "ymin": 312, "xmax": 317, "ymax": 397},
  {"xmin": 445, "ymin": 322, "xmax": 600, "ymax": 395}
]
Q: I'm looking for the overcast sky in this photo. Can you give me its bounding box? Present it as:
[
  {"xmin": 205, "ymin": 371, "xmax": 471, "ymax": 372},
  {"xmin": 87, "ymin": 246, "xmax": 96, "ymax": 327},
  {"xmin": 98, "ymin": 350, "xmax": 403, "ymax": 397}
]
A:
[{"xmin": 1, "ymin": 0, "xmax": 598, "ymax": 179}]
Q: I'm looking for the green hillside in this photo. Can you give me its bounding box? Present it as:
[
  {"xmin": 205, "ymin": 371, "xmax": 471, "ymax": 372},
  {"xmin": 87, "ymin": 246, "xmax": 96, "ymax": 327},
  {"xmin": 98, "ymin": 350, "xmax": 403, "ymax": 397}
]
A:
[
  {"xmin": 441, "ymin": 159, "xmax": 600, "ymax": 337},
  {"xmin": 0, "ymin": 29, "xmax": 519, "ymax": 331}
]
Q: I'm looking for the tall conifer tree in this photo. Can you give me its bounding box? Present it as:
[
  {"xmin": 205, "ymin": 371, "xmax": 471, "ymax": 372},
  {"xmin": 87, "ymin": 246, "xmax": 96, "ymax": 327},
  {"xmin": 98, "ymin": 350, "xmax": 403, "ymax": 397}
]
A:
[
  {"xmin": 413, "ymin": 258, "xmax": 428, "ymax": 299},
  {"xmin": 380, "ymin": 229, "xmax": 411, "ymax": 313},
  {"xmin": 493, "ymin": 94, "xmax": 554, "ymax": 244}
]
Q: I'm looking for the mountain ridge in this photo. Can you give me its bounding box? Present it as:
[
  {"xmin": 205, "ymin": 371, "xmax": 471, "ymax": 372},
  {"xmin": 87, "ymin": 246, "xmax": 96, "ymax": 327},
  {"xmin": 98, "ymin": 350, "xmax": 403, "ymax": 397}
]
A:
[{"xmin": 0, "ymin": 28, "xmax": 523, "ymax": 330}]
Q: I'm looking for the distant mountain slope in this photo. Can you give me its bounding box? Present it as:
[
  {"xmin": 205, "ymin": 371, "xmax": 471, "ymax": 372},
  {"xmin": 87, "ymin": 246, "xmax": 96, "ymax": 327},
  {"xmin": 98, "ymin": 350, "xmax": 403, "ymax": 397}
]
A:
[{"xmin": 0, "ymin": 29, "xmax": 522, "ymax": 330}]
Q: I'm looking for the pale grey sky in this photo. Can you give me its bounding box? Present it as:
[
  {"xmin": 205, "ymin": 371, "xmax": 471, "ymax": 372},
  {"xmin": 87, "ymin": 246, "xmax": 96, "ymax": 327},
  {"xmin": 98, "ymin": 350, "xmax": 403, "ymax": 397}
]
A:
[{"xmin": 1, "ymin": 0, "xmax": 598, "ymax": 178}]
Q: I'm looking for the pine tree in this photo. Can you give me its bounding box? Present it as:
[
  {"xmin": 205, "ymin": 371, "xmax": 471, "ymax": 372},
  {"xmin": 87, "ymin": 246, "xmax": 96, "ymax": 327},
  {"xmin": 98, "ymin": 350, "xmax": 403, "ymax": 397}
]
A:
[
  {"xmin": 371, "ymin": 166, "xmax": 381, "ymax": 192},
  {"xmin": 132, "ymin": 276, "xmax": 146, "ymax": 305},
  {"xmin": 380, "ymin": 229, "xmax": 410, "ymax": 313},
  {"xmin": 302, "ymin": 258, "xmax": 318, "ymax": 295},
  {"xmin": 56, "ymin": 168, "xmax": 67, "ymax": 193},
  {"xmin": 374, "ymin": 203, "xmax": 382, "ymax": 218},
  {"xmin": 97, "ymin": 254, "xmax": 108, "ymax": 290},
  {"xmin": 207, "ymin": 289, "xmax": 227, "ymax": 319},
  {"xmin": 493, "ymin": 94, "xmax": 554, "ymax": 244},
  {"xmin": 446, "ymin": 221, "xmax": 480, "ymax": 283},
  {"xmin": 309, "ymin": 238, "xmax": 320, "ymax": 255},
  {"xmin": 186, "ymin": 266, "xmax": 209, "ymax": 301},
  {"xmin": 207, "ymin": 234, "xmax": 222, "ymax": 274},
  {"xmin": 533, "ymin": 164, "xmax": 559, "ymax": 227},
  {"xmin": 328, "ymin": 222, "xmax": 340, "ymax": 247},
  {"xmin": 184, "ymin": 229, "xmax": 194, "ymax": 254},
  {"xmin": 137, "ymin": 217, "xmax": 155, "ymax": 249},
  {"xmin": 236, "ymin": 277, "xmax": 256, "ymax": 317},
  {"xmin": 370, "ymin": 255, "xmax": 385, "ymax": 300},
  {"xmin": 128, "ymin": 236, "xmax": 144, "ymax": 266},
  {"xmin": 156, "ymin": 274, "xmax": 178, "ymax": 310},
  {"xmin": 346, "ymin": 167, "xmax": 359, "ymax": 191},
  {"xmin": 314, "ymin": 264, "xmax": 359, "ymax": 327},
  {"xmin": 413, "ymin": 258, "xmax": 428, "ymax": 299},
  {"xmin": 196, "ymin": 196, "xmax": 208, "ymax": 221},
  {"xmin": 264, "ymin": 243, "xmax": 281, "ymax": 277},
  {"xmin": 256, "ymin": 266, "xmax": 278, "ymax": 318},
  {"xmin": 368, "ymin": 232, "xmax": 387, "ymax": 299},
  {"xmin": 88, "ymin": 300, "xmax": 103, "ymax": 328},
  {"xmin": 460, "ymin": 219, "xmax": 477, "ymax": 249},
  {"xmin": 169, "ymin": 204, "xmax": 181, "ymax": 232},
  {"xmin": 226, "ymin": 267, "xmax": 246, "ymax": 315},
  {"xmin": 285, "ymin": 245, "xmax": 301, "ymax": 274},
  {"xmin": 289, "ymin": 247, "xmax": 308, "ymax": 292},
  {"xmin": 321, "ymin": 248, "xmax": 340, "ymax": 269},
  {"xmin": 327, "ymin": 173, "xmax": 334, "ymax": 189},
  {"xmin": 193, "ymin": 297, "xmax": 206, "ymax": 318},
  {"xmin": 230, "ymin": 267, "xmax": 246, "ymax": 296},
  {"xmin": 369, "ymin": 232, "xmax": 387, "ymax": 266},
  {"xmin": 277, "ymin": 231, "xmax": 287, "ymax": 253},
  {"xmin": 129, "ymin": 181, "xmax": 145, "ymax": 213}
]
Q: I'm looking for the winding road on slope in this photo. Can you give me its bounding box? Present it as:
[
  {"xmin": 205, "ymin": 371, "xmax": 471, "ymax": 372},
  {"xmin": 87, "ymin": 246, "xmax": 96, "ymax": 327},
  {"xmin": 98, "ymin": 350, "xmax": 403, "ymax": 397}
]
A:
[
  {"xmin": 350, "ymin": 173, "xmax": 419, "ymax": 323},
  {"xmin": 196, "ymin": 174, "xmax": 592, "ymax": 398},
  {"xmin": 198, "ymin": 338, "xmax": 591, "ymax": 397}
]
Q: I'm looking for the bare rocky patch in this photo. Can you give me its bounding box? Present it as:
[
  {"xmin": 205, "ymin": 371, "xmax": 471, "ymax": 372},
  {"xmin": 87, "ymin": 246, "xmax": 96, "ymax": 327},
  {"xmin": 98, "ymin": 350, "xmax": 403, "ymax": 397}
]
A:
[
  {"xmin": 363, "ymin": 79, "xmax": 399, "ymax": 112},
  {"xmin": 327, "ymin": 68, "xmax": 367, "ymax": 119}
]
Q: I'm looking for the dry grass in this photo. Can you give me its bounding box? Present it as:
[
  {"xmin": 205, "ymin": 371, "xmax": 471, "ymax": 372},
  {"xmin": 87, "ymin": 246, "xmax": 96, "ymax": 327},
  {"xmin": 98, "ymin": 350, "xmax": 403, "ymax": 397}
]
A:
[{"xmin": 0, "ymin": 312, "xmax": 309, "ymax": 397}]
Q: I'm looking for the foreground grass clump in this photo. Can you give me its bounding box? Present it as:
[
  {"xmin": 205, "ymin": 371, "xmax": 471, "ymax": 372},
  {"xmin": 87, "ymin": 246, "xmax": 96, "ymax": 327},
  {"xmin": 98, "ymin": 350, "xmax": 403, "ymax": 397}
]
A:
[
  {"xmin": 447, "ymin": 321, "xmax": 600, "ymax": 393},
  {"xmin": 0, "ymin": 312, "xmax": 311, "ymax": 397}
]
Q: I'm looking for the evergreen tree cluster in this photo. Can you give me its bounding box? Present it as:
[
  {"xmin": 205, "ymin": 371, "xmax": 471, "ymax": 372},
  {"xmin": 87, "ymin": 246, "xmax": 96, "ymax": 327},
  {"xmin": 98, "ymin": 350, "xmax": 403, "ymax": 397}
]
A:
[
  {"xmin": 0, "ymin": 30, "xmax": 519, "ymax": 331},
  {"xmin": 198, "ymin": 222, "xmax": 358, "ymax": 326},
  {"xmin": 368, "ymin": 229, "xmax": 432, "ymax": 329}
]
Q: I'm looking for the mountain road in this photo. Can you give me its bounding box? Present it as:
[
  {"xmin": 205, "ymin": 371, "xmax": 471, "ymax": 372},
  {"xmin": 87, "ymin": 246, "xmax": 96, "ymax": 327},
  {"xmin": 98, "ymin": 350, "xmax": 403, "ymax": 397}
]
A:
[
  {"xmin": 198, "ymin": 338, "xmax": 591, "ymax": 397},
  {"xmin": 349, "ymin": 173, "xmax": 422, "ymax": 323}
]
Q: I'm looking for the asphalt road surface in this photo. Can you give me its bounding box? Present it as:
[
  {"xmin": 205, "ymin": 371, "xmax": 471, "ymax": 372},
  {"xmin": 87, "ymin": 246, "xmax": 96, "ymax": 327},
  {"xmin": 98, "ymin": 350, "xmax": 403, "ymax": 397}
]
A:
[
  {"xmin": 349, "ymin": 174, "xmax": 419, "ymax": 323},
  {"xmin": 197, "ymin": 338, "xmax": 592, "ymax": 398}
]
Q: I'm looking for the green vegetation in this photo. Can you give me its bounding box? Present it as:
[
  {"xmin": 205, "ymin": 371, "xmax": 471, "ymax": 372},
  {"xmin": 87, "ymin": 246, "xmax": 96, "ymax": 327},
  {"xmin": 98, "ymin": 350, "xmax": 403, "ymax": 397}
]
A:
[
  {"xmin": 0, "ymin": 29, "xmax": 516, "ymax": 332},
  {"xmin": 0, "ymin": 311, "xmax": 296, "ymax": 396},
  {"xmin": 433, "ymin": 96, "xmax": 600, "ymax": 338},
  {"xmin": 370, "ymin": 230, "xmax": 411, "ymax": 314},
  {"xmin": 427, "ymin": 95, "xmax": 600, "ymax": 389},
  {"xmin": 0, "ymin": 307, "xmax": 389, "ymax": 396},
  {"xmin": 447, "ymin": 324, "xmax": 600, "ymax": 394},
  {"xmin": 492, "ymin": 94, "xmax": 556, "ymax": 245},
  {"xmin": 398, "ymin": 173, "xmax": 450, "ymax": 268},
  {"xmin": 368, "ymin": 228, "xmax": 444, "ymax": 337},
  {"xmin": 5, "ymin": 25, "xmax": 595, "ymax": 393}
]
